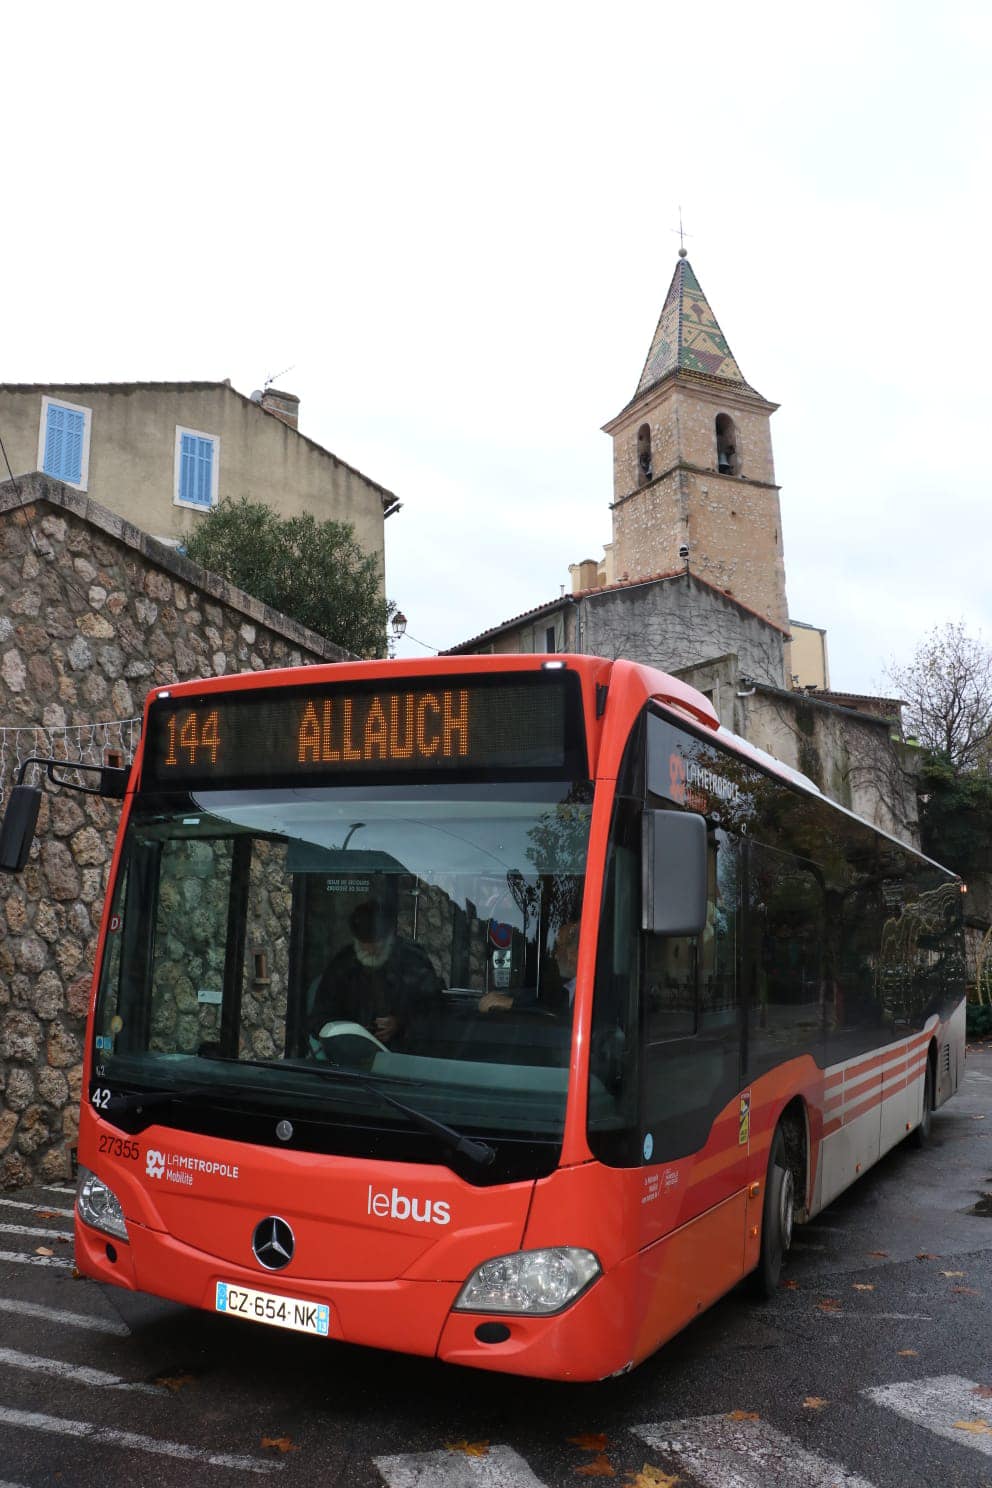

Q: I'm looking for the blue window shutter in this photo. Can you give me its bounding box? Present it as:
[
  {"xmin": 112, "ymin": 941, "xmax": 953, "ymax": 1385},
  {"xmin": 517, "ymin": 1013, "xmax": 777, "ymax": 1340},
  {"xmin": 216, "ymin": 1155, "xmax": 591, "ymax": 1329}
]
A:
[
  {"xmin": 179, "ymin": 433, "xmax": 214, "ymax": 506},
  {"xmin": 43, "ymin": 405, "xmax": 85, "ymax": 484}
]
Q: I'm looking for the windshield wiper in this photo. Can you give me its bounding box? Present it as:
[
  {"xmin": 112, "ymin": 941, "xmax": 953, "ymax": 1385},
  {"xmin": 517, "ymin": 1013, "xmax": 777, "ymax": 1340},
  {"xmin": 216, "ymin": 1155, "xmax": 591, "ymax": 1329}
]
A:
[
  {"xmin": 227, "ymin": 1055, "xmax": 497, "ymax": 1168},
  {"xmin": 101, "ymin": 1076, "xmax": 256, "ymax": 1117}
]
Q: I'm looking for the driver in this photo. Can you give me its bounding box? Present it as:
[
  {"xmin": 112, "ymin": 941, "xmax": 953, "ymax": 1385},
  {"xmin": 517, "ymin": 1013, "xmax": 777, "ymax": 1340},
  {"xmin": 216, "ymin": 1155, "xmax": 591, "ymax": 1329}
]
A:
[
  {"xmin": 478, "ymin": 918, "xmax": 580, "ymax": 1015},
  {"xmin": 308, "ymin": 894, "xmax": 443, "ymax": 1051}
]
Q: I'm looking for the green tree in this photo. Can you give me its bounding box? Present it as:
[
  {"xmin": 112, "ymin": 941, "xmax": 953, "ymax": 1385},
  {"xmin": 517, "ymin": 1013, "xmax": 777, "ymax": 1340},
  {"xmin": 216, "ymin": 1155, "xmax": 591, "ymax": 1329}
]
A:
[{"xmin": 185, "ymin": 497, "xmax": 392, "ymax": 658}]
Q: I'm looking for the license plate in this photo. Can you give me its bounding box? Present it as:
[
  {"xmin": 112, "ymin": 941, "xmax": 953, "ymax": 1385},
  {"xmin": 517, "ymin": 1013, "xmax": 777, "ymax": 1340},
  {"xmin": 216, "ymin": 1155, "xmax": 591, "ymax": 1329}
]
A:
[{"xmin": 215, "ymin": 1281, "xmax": 330, "ymax": 1336}]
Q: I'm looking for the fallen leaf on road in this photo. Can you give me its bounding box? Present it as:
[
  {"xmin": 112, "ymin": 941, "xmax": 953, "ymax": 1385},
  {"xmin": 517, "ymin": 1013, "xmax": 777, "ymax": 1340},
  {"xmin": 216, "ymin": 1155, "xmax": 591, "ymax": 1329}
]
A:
[
  {"xmin": 898, "ymin": 1349, "xmax": 919, "ymax": 1357},
  {"xmin": 445, "ymin": 1441, "xmax": 489, "ymax": 1457},
  {"xmin": 260, "ymin": 1437, "xmax": 299, "ymax": 1453},
  {"xmin": 852, "ymin": 1283, "xmax": 875, "ymax": 1292},
  {"xmin": 624, "ymin": 1468, "xmax": 680, "ymax": 1487},
  {"xmin": 953, "ymin": 1286, "xmax": 980, "ymax": 1295},
  {"xmin": 779, "ymin": 1279, "xmax": 799, "ymax": 1290},
  {"xmin": 941, "ymin": 1271, "xmax": 965, "ymax": 1278},
  {"xmin": 575, "ymin": 1453, "xmax": 616, "ymax": 1477},
  {"xmin": 154, "ymin": 1372, "xmax": 195, "ymax": 1393},
  {"xmin": 971, "ymin": 1386, "xmax": 992, "ymax": 1399},
  {"xmin": 34, "ymin": 1209, "xmax": 59, "ymax": 1219},
  {"xmin": 570, "ymin": 1434, "xmax": 610, "ymax": 1452},
  {"xmin": 803, "ymin": 1398, "xmax": 828, "ymax": 1410},
  {"xmin": 972, "ymin": 1114, "xmax": 986, "ymax": 1120},
  {"xmin": 725, "ymin": 1410, "xmax": 760, "ymax": 1422},
  {"xmin": 954, "ymin": 1421, "xmax": 992, "ymax": 1436},
  {"xmin": 868, "ymin": 1250, "xmax": 889, "ymax": 1258},
  {"xmin": 817, "ymin": 1299, "xmax": 841, "ymax": 1313},
  {"xmin": 34, "ymin": 1247, "xmax": 53, "ymax": 1257},
  {"xmin": 916, "ymin": 1253, "xmax": 937, "ymax": 1260}
]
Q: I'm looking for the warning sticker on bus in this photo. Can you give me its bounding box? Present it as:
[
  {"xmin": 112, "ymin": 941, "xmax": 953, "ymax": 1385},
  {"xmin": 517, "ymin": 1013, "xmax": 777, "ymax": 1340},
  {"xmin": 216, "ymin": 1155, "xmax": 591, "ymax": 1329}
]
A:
[{"xmin": 215, "ymin": 1281, "xmax": 330, "ymax": 1337}]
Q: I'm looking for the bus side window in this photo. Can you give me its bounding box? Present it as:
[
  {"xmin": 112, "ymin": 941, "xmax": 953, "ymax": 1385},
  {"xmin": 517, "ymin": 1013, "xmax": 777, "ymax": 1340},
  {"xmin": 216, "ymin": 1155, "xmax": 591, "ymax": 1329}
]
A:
[
  {"xmin": 744, "ymin": 841, "xmax": 826, "ymax": 1077},
  {"xmin": 643, "ymin": 932, "xmax": 696, "ymax": 1039},
  {"xmin": 642, "ymin": 827, "xmax": 741, "ymax": 1153},
  {"xmin": 587, "ymin": 798, "xmax": 641, "ymax": 1163},
  {"xmin": 700, "ymin": 830, "xmax": 741, "ymax": 1031}
]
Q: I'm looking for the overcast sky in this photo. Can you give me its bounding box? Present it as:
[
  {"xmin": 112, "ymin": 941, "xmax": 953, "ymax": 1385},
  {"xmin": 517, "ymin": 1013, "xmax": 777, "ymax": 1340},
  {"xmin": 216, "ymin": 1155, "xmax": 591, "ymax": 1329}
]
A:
[{"xmin": 4, "ymin": 1, "xmax": 989, "ymax": 695}]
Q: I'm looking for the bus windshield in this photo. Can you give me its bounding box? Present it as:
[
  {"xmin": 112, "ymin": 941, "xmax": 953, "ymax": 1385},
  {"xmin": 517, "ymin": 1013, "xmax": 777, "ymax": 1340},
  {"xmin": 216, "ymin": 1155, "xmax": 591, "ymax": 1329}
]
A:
[{"xmin": 92, "ymin": 781, "xmax": 592, "ymax": 1181}]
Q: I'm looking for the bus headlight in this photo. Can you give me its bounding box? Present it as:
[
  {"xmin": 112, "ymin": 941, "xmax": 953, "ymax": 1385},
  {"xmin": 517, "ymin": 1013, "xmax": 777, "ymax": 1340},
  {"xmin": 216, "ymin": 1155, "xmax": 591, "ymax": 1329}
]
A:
[
  {"xmin": 77, "ymin": 1167, "xmax": 129, "ymax": 1242},
  {"xmin": 454, "ymin": 1247, "xmax": 601, "ymax": 1315}
]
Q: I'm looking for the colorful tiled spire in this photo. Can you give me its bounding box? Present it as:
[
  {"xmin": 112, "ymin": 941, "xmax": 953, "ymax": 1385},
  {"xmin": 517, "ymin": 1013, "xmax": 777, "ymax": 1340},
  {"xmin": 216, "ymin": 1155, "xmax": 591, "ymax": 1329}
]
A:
[{"xmin": 635, "ymin": 254, "xmax": 751, "ymax": 397}]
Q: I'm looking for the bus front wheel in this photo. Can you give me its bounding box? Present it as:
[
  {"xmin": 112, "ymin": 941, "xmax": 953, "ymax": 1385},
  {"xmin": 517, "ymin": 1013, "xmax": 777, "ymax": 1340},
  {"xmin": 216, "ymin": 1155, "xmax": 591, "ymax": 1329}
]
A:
[{"xmin": 750, "ymin": 1127, "xmax": 794, "ymax": 1298}]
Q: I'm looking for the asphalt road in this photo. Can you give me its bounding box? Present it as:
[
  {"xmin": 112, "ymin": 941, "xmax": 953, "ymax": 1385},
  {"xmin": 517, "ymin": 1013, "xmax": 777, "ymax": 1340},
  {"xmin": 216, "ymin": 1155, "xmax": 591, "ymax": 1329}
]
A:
[{"xmin": 1, "ymin": 1047, "xmax": 990, "ymax": 1488}]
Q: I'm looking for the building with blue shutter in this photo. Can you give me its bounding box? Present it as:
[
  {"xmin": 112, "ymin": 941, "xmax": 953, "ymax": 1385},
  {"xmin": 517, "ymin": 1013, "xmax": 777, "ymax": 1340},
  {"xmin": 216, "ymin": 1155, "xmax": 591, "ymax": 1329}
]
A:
[{"xmin": 0, "ymin": 381, "xmax": 398, "ymax": 594}]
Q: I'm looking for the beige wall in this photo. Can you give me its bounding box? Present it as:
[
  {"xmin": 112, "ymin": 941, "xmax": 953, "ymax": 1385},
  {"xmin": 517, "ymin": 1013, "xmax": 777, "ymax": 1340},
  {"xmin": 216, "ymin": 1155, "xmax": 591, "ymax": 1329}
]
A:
[
  {"xmin": 0, "ymin": 384, "xmax": 390, "ymax": 591},
  {"xmin": 790, "ymin": 622, "xmax": 830, "ymax": 689}
]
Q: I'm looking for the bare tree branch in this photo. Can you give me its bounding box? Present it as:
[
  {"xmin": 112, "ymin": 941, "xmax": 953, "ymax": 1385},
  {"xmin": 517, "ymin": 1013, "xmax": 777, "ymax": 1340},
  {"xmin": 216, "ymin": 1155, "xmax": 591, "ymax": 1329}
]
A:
[{"xmin": 884, "ymin": 622, "xmax": 992, "ymax": 775}]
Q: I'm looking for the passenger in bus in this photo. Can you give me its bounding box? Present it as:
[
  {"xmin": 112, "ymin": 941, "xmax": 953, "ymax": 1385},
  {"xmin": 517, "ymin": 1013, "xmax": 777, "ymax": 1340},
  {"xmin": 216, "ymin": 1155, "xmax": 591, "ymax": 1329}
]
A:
[
  {"xmin": 308, "ymin": 896, "xmax": 443, "ymax": 1051},
  {"xmin": 478, "ymin": 919, "xmax": 579, "ymax": 1015}
]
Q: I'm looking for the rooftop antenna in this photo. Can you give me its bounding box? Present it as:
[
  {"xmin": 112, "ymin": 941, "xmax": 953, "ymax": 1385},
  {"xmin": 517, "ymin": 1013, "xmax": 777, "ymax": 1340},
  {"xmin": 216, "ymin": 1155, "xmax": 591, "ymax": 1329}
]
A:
[{"xmin": 263, "ymin": 364, "xmax": 296, "ymax": 391}]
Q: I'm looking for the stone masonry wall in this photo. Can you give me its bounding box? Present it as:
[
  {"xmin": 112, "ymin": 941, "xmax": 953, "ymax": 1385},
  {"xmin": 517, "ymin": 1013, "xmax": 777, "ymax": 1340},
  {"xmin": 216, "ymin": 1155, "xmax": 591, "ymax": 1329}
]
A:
[
  {"xmin": 0, "ymin": 474, "xmax": 350, "ymax": 1188},
  {"xmin": 579, "ymin": 574, "xmax": 787, "ymax": 689},
  {"xmin": 610, "ymin": 378, "xmax": 789, "ymax": 635}
]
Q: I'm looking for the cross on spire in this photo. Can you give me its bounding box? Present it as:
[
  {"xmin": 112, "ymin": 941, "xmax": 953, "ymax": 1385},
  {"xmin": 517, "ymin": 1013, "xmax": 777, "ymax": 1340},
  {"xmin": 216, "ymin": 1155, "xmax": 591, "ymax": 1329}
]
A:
[{"xmin": 671, "ymin": 206, "xmax": 691, "ymax": 258}]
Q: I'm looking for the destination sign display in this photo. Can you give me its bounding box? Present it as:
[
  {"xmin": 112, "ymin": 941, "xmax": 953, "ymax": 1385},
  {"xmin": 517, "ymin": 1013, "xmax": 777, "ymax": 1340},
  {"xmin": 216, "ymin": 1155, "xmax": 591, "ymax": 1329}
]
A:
[{"xmin": 141, "ymin": 674, "xmax": 578, "ymax": 788}]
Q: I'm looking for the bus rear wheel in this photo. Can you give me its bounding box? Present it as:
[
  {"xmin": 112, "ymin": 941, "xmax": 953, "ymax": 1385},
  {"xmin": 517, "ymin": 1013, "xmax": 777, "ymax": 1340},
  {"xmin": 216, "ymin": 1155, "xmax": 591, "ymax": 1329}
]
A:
[
  {"xmin": 750, "ymin": 1127, "xmax": 794, "ymax": 1298},
  {"xmin": 909, "ymin": 1057, "xmax": 934, "ymax": 1148}
]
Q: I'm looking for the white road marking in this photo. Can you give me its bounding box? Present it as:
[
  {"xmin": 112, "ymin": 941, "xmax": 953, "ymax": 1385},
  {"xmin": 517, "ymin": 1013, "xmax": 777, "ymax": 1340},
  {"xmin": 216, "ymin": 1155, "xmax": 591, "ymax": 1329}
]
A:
[
  {"xmin": 0, "ymin": 1222, "xmax": 73, "ymax": 1241},
  {"xmin": 800, "ymin": 1310, "xmax": 934, "ymax": 1321},
  {"xmin": 0, "ymin": 1250, "xmax": 73, "ymax": 1271},
  {"xmin": 42, "ymin": 1185, "xmax": 76, "ymax": 1195},
  {"xmin": 0, "ymin": 1345, "xmax": 160, "ymax": 1394},
  {"xmin": 375, "ymin": 1446, "xmax": 549, "ymax": 1486},
  {"xmin": 633, "ymin": 1413, "xmax": 878, "ymax": 1487},
  {"xmin": 0, "ymin": 1296, "xmax": 129, "ymax": 1336},
  {"xmin": 866, "ymin": 1375, "xmax": 992, "ymax": 1457},
  {"xmin": 0, "ymin": 1199, "xmax": 75, "ymax": 1220},
  {"xmin": 0, "ymin": 1404, "xmax": 282, "ymax": 1473}
]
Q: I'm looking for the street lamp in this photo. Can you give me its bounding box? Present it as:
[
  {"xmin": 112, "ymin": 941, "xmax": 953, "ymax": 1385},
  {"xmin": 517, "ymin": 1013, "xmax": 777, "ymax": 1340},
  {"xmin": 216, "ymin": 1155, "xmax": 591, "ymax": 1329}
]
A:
[{"xmin": 389, "ymin": 610, "xmax": 437, "ymax": 654}]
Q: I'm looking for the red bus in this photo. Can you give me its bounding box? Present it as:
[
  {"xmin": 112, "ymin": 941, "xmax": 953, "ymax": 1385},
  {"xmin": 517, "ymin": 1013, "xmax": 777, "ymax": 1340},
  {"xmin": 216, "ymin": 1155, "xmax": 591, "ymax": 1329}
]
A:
[{"xmin": 2, "ymin": 655, "xmax": 966, "ymax": 1380}]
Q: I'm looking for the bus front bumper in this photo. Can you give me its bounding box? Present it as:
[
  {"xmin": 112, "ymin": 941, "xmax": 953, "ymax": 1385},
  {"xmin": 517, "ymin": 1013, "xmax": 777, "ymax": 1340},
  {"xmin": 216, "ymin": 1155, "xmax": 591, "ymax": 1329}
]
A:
[{"xmin": 74, "ymin": 1215, "xmax": 638, "ymax": 1381}]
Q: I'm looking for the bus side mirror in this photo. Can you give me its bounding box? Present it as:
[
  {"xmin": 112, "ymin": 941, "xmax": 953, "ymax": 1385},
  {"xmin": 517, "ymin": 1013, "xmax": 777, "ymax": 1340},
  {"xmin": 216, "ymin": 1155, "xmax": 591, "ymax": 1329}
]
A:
[
  {"xmin": 0, "ymin": 785, "xmax": 42, "ymax": 873},
  {"xmin": 99, "ymin": 767, "xmax": 128, "ymax": 800},
  {"xmin": 642, "ymin": 809, "xmax": 707, "ymax": 936}
]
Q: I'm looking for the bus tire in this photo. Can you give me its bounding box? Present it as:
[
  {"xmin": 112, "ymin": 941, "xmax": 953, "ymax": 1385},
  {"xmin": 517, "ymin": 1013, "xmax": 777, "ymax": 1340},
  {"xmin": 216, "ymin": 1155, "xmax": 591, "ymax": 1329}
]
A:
[
  {"xmin": 909, "ymin": 1056, "xmax": 934, "ymax": 1149},
  {"xmin": 750, "ymin": 1127, "xmax": 794, "ymax": 1298}
]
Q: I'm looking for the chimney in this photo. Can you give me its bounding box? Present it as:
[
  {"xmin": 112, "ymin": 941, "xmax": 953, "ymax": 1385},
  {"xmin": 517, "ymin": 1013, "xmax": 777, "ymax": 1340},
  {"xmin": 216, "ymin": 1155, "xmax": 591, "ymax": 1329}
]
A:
[
  {"xmin": 259, "ymin": 387, "xmax": 300, "ymax": 430},
  {"xmin": 568, "ymin": 559, "xmax": 601, "ymax": 594}
]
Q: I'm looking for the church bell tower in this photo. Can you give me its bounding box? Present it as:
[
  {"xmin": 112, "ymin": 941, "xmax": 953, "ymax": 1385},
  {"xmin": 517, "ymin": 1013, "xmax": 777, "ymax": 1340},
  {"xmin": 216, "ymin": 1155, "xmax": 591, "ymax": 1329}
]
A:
[{"xmin": 603, "ymin": 251, "xmax": 789, "ymax": 634}]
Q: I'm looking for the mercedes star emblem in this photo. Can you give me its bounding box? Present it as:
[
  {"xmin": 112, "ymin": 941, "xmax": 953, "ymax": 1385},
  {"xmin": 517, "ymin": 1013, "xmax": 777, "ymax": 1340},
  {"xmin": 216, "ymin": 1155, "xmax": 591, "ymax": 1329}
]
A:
[{"xmin": 252, "ymin": 1216, "xmax": 295, "ymax": 1270}]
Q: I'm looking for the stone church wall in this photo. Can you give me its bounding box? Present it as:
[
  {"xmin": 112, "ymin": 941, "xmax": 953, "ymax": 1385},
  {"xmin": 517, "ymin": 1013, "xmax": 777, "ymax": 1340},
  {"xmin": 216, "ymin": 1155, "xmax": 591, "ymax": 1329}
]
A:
[
  {"xmin": 0, "ymin": 474, "xmax": 349, "ymax": 1189},
  {"xmin": 580, "ymin": 575, "xmax": 787, "ymax": 689}
]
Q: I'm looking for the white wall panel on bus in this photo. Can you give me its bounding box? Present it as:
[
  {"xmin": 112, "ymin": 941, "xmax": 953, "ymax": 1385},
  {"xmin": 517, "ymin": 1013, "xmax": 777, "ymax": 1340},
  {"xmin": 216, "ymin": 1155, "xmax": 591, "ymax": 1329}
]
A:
[
  {"xmin": 813, "ymin": 1093, "xmax": 881, "ymax": 1214},
  {"xmin": 937, "ymin": 999, "xmax": 966, "ymax": 1107},
  {"xmin": 879, "ymin": 1053, "xmax": 926, "ymax": 1158}
]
